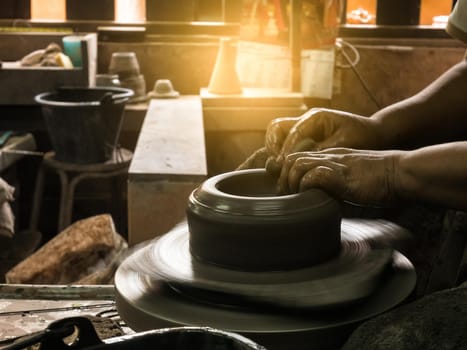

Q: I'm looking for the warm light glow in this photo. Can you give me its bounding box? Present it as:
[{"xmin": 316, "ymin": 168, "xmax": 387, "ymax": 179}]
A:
[
  {"xmin": 346, "ymin": 0, "xmax": 453, "ymax": 25},
  {"xmin": 115, "ymin": 0, "xmax": 146, "ymax": 23},
  {"xmin": 31, "ymin": 0, "xmax": 66, "ymax": 21},
  {"xmin": 190, "ymin": 21, "xmax": 225, "ymax": 26},
  {"xmin": 419, "ymin": 0, "xmax": 452, "ymax": 25}
]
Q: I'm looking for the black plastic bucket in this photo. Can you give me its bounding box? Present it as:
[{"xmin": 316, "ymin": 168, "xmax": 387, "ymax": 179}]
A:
[
  {"xmin": 37, "ymin": 317, "xmax": 267, "ymax": 350},
  {"xmin": 102, "ymin": 327, "xmax": 267, "ymax": 350},
  {"xmin": 35, "ymin": 86, "xmax": 134, "ymax": 164}
]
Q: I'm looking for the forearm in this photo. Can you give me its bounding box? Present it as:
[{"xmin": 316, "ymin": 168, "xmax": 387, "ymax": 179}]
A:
[
  {"xmin": 370, "ymin": 58, "xmax": 467, "ymax": 149},
  {"xmin": 395, "ymin": 141, "xmax": 467, "ymax": 210}
]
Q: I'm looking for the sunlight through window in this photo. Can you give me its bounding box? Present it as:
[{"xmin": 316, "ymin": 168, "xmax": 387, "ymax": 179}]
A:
[
  {"xmin": 346, "ymin": 0, "xmax": 453, "ymax": 25},
  {"xmin": 115, "ymin": 0, "xmax": 146, "ymax": 23},
  {"xmin": 31, "ymin": 0, "xmax": 66, "ymax": 21}
]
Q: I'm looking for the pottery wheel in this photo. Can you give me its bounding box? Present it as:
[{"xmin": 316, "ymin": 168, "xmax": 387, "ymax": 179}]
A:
[
  {"xmin": 124, "ymin": 220, "xmax": 395, "ymax": 309},
  {"xmin": 115, "ymin": 249, "xmax": 415, "ymax": 349},
  {"xmin": 116, "ymin": 219, "xmax": 416, "ymax": 338}
]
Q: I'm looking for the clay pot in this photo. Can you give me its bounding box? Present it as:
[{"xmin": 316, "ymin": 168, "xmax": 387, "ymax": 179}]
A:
[
  {"xmin": 108, "ymin": 52, "xmax": 141, "ymax": 79},
  {"xmin": 148, "ymin": 79, "xmax": 180, "ymax": 99},
  {"xmin": 187, "ymin": 169, "xmax": 342, "ymax": 271}
]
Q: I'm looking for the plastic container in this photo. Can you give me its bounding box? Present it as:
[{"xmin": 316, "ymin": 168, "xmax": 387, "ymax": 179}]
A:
[{"xmin": 35, "ymin": 86, "xmax": 133, "ymax": 164}]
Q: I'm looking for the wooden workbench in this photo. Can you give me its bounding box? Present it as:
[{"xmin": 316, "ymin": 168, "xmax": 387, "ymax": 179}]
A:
[{"xmin": 127, "ymin": 96, "xmax": 207, "ymax": 245}]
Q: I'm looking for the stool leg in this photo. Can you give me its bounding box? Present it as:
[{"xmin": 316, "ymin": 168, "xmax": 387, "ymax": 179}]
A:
[
  {"xmin": 111, "ymin": 174, "xmax": 125, "ymax": 235},
  {"xmin": 30, "ymin": 164, "xmax": 46, "ymax": 231},
  {"xmin": 61, "ymin": 172, "xmax": 88, "ymax": 231},
  {"xmin": 57, "ymin": 167, "xmax": 129, "ymax": 233},
  {"xmin": 56, "ymin": 169, "xmax": 71, "ymax": 232}
]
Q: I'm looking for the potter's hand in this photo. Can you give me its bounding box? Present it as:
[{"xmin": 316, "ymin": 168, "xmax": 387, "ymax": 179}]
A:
[
  {"xmin": 278, "ymin": 148, "xmax": 401, "ymax": 207},
  {"xmin": 265, "ymin": 109, "xmax": 382, "ymax": 174}
]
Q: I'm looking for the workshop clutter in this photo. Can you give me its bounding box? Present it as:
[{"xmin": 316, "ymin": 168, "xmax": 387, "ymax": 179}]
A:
[
  {"xmin": 20, "ymin": 42, "xmax": 73, "ymax": 68},
  {"xmin": 35, "ymin": 86, "xmax": 133, "ymax": 164}
]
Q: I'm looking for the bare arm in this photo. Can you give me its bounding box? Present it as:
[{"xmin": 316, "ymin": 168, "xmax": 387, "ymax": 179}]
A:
[
  {"xmin": 279, "ymin": 141, "xmax": 467, "ymax": 211},
  {"xmin": 264, "ymin": 56, "xmax": 467, "ymax": 174},
  {"xmin": 267, "ymin": 55, "xmax": 467, "ymax": 153},
  {"xmin": 395, "ymin": 141, "xmax": 467, "ymax": 210},
  {"xmin": 371, "ymin": 58, "xmax": 467, "ymax": 149}
]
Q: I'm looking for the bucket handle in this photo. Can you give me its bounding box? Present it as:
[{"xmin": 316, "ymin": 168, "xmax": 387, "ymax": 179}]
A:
[
  {"xmin": 100, "ymin": 89, "xmax": 134, "ymax": 105},
  {"xmin": 54, "ymin": 86, "xmax": 134, "ymax": 105},
  {"xmin": 35, "ymin": 87, "xmax": 134, "ymax": 107}
]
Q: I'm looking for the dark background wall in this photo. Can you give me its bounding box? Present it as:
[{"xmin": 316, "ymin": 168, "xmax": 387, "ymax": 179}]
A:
[{"xmin": 0, "ymin": 33, "xmax": 465, "ymax": 240}]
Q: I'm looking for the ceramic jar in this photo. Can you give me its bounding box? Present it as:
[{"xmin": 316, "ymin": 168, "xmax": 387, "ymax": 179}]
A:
[{"xmin": 186, "ymin": 169, "xmax": 342, "ymax": 271}]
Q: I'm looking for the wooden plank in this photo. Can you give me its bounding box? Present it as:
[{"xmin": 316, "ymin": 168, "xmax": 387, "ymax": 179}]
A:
[
  {"xmin": 128, "ymin": 95, "xmax": 207, "ymax": 245},
  {"xmin": 129, "ymin": 96, "xmax": 207, "ymax": 180},
  {"xmin": 200, "ymin": 87, "xmax": 305, "ymax": 107},
  {"xmin": 0, "ymin": 284, "xmax": 115, "ymax": 300},
  {"xmin": 200, "ymin": 87, "xmax": 307, "ymax": 131}
]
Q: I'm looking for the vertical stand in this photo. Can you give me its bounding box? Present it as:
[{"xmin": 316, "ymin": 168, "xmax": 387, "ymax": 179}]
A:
[{"xmin": 290, "ymin": 0, "xmax": 302, "ymax": 92}]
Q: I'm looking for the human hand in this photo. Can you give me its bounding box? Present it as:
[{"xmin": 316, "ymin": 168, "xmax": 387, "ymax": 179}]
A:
[
  {"xmin": 278, "ymin": 148, "xmax": 402, "ymax": 206},
  {"xmin": 265, "ymin": 108, "xmax": 382, "ymax": 174}
]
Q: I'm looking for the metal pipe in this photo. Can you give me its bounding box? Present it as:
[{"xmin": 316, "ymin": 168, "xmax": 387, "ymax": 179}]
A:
[{"xmin": 0, "ymin": 149, "xmax": 44, "ymax": 156}]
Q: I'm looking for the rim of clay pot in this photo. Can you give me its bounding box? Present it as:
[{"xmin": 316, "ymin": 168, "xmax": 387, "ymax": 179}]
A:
[{"xmin": 188, "ymin": 168, "xmax": 339, "ymax": 217}]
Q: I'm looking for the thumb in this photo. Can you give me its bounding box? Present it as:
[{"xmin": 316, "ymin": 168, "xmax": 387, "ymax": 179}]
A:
[
  {"xmin": 299, "ymin": 165, "xmax": 344, "ymax": 198},
  {"xmin": 267, "ymin": 137, "xmax": 316, "ymax": 175},
  {"xmin": 278, "ymin": 133, "xmax": 317, "ymax": 161},
  {"xmin": 265, "ymin": 117, "xmax": 301, "ymax": 157}
]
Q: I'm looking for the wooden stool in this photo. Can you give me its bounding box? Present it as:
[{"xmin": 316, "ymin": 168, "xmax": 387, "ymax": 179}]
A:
[{"xmin": 30, "ymin": 148, "xmax": 132, "ymax": 233}]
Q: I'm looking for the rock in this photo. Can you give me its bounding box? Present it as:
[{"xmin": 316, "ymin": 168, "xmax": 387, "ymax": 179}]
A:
[
  {"xmin": 341, "ymin": 285, "xmax": 467, "ymax": 350},
  {"xmin": 5, "ymin": 214, "xmax": 127, "ymax": 284}
]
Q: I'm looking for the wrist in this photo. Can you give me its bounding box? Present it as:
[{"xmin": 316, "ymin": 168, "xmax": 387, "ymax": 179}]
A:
[
  {"xmin": 367, "ymin": 117, "xmax": 392, "ymax": 150},
  {"xmin": 391, "ymin": 151, "xmax": 416, "ymax": 203}
]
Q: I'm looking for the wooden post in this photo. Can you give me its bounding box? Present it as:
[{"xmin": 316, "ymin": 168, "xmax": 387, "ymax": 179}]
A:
[
  {"xmin": 66, "ymin": 0, "xmax": 114, "ymax": 20},
  {"xmin": 290, "ymin": 0, "xmax": 302, "ymax": 92},
  {"xmin": 146, "ymin": 0, "xmax": 195, "ymax": 21},
  {"xmin": 0, "ymin": 0, "xmax": 30, "ymax": 19}
]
